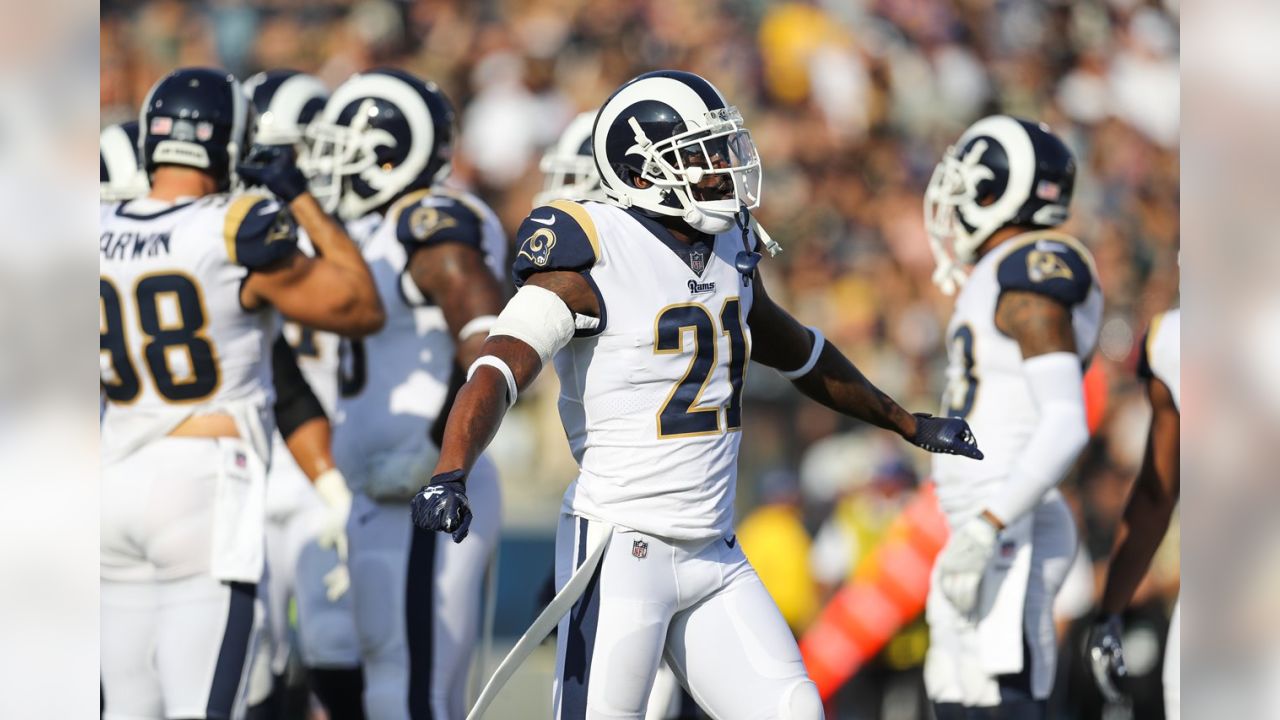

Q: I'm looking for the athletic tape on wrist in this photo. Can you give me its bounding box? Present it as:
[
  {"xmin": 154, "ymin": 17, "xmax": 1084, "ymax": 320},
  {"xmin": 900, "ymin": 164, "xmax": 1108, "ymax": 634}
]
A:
[
  {"xmin": 468, "ymin": 355, "xmax": 518, "ymax": 408},
  {"xmin": 459, "ymin": 315, "xmax": 498, "ymax": 341},
  {"xmin": 778, "ymin": 327, "xmax": 826, "ymax": 380}
]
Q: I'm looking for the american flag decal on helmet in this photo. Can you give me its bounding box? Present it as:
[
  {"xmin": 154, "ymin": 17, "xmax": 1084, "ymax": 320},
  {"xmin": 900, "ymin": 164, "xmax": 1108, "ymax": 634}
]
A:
[{"xmin": 1035, "ymin": 180, "xmax": 1061, "ymax": 201}]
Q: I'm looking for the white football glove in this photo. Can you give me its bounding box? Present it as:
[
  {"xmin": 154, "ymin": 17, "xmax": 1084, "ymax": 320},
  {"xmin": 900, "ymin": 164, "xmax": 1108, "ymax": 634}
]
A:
[
  {"xmin": 365, "ymin": 444, "xmax": 440, "ymax": 502},
  {"xmin": 313, "ymin": 468, "xmax": 353, "ymax": 601},
  {"xmin": 936, "ymin": 517, "xmax": 999, "ymax": 618}
]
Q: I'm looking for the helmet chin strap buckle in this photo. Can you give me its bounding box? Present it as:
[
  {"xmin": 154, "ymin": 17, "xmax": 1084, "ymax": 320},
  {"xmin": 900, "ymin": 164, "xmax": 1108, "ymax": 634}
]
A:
[{"xmin": 734, "ymin": 206, "xmax": 761, "ymax": 286}]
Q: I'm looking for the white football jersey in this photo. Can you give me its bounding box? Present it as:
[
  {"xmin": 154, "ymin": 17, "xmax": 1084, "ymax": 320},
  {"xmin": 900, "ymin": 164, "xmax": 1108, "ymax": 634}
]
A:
[
  {"xmin": 1139, "ymin": 309, "xmax": 1180, "ymax": 411},
  {"xmin": 100, "ymin": 194, "xmax": 299, "ymax": 459},
  {"xmin": 931, "ymin": 230, "xmax": 1103, "ymax": 521},
  {"xmin": 513, "ymin": 200, "xmax": 756, "ymax": 542},
  {"xmin": 332, "ymin": 187, "xmax": 507, "ymax": 490}
]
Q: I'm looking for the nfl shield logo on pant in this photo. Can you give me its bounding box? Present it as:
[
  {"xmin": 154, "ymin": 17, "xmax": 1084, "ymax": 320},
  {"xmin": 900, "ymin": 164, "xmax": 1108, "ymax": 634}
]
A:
[{"xmin": 632, "ymin": 539, "xmax": 649, "ymax": 559}]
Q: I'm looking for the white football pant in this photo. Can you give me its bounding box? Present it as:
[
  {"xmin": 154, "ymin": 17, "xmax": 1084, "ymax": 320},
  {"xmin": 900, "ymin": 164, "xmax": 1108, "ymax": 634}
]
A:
[
  {"xmin": 925, "ymin": 494, "xmax": 1076, "ymax": 708},
  {"xmin": 552, "ymin": 514, "xmax": 822, "ymax": 720},
  {"xmin": 101, "ymin": 437, "xmax": 264, "ymax": 720}
]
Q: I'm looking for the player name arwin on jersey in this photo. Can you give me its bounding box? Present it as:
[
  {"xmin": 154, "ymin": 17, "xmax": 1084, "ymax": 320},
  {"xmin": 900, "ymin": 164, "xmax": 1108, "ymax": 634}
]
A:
[{"xmin": 100, "ymin": 229, "xmax": 173, "ymax": 261}]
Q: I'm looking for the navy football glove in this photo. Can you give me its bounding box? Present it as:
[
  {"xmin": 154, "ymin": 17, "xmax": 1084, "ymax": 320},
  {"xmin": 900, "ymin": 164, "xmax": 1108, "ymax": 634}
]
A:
[
  {"xmin": 910, "ymin": 413, "xmax": 983, "ymax": 460},
  {"xmin": 410, "ymin": 470, "xmax": 473, "ymax": 543},
  {"xmin": 1087, "ymin": 614, "xmax": 1128, "ymax": 703},
  {"xmin": 237, "ymin": 145, "xmax": 309, "ymax": 203}
]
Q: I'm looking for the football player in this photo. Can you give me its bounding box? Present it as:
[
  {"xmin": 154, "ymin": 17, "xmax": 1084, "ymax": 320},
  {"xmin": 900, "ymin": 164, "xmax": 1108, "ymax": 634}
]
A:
[
  {"xmin": 536, "ymin": 110, "xmax": 694, "ymax": 720},
  {"xmin": 411, "ymin": 69, "xmax": 981, "ymax": 720},
  {"xmin": 304, "ymin": 68, "xmax": 508, "ymax": 720},
  {"xmin": 99, "ymin": 67, "xmax": 383, "ymax": 720},
  {"xmin": 920, "ymin": 116, "xmax": 1101, "ymax": 719},
  {"xmin": 1088, "ymin": 309, "xmax": 1180, "ymax": 718},
  {"xmin": 534, "ymin": 110, "xmax": 605, "ymax": 206},
  {"xmin": 239, "ymin": 68, "xmax": 366, "ymax": 720}
]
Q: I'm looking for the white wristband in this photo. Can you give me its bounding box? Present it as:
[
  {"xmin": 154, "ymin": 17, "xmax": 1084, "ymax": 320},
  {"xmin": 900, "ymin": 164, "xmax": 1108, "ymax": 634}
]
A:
[
  {"xmin": 778, "ymin": 327, "xmax": 826, "ymax": 380},
  {"xmin": 459, "ymin": 315, "xmax": 498, "ymax": 341},
  {"xmin": 468, "ymin": 355, "xmax": 518, "ymax": 408}
]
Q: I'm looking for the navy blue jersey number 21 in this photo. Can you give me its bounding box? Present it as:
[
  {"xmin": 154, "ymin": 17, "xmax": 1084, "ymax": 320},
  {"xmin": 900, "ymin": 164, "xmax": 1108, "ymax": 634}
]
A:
[{"xmin": 654, "ymin": 297, "xmax": 748, "ymax": 438}]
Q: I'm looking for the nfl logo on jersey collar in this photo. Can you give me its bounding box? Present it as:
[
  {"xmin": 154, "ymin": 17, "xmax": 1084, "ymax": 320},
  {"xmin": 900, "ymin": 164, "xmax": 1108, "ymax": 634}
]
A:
[
  {"xmin": 632, "ymin": 539, "xmax": 649, "ymax": 559},
  {"xmin": 689, "ymin": 250, "xmax": 705, "ymax": 274}
]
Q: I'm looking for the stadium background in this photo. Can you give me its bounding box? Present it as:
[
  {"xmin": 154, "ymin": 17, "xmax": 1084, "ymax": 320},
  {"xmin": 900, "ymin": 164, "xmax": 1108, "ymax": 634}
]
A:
[{"xmin": 100, "ymin": 0, "xmax": 1180, "ymax": 717}]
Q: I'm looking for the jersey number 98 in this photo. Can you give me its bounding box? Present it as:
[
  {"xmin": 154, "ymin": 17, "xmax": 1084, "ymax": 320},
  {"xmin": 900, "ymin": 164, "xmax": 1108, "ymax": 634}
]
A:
[{"xmin": 100, "ymin": 274, "xmax": 220, "ymax": 403}]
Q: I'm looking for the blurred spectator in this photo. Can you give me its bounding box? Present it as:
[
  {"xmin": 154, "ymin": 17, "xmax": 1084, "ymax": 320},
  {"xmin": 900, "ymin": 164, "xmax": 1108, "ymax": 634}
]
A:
[{"xmin": 737, "ymin": 470, "xmax": 820, "ymax": 635}]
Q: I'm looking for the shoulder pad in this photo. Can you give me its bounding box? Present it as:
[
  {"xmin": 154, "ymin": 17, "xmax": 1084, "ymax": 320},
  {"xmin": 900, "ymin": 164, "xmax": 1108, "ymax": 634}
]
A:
[
  {"xmin": 996, "ymin": 234, "xmax": 1094, "ymax": 306},
  {"xmin": 512, "ymin": 200, "xmax": 601, "ymax": 287},
  {"xmin": 394, "ymin": 190, "xmax": 485, "ymax": 254},
  {"xmin": 223, "ymin": 194, "xmax": 299, "ymax": 269}
]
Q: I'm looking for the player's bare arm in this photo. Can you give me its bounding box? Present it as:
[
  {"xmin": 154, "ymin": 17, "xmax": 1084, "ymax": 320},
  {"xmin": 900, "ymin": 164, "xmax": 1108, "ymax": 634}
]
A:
[
  {"xmin": 433, "ymin": 270, "xmax": 597, "ymax": 476},
  {"xmin": 237, "ymin": 146, "xmax": 385, "ymax": 336},
  {"xmin": 270, "ymin": 332, "xmax": 350, "ymax": 536},
  {"xmin": 1099, "ymin": 374, "xmax": 1180, "ymax": 616},
  {"xmin": 241, "ymin": 250, "xmax": 384, "ymax": 336},
  {"xmin": 748, "ymin": 271, "xmax": 981, "ymax": 460},
  {"xmin": 272, "ymin": 333, "xmax": 335, "ymax": 480},
  {"xmin": 414, "ymin": 269, "xmax": 593, "ymax": 542},
  {"xmin": 994, "ymin": 288, "xmax": 1077, "ymax": 359},
  {"xmin": 407, "ymin": 242, "xmax": 507, "ymax": 369},
  {"xmin": 748, "ymin": 272, "xmax": 917, "ymax": 437}
]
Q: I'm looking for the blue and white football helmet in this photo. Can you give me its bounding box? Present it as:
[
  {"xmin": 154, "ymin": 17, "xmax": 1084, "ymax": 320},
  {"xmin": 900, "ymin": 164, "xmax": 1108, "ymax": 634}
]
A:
[
  {"xmin": 534, "ymin": 110, "xmax": 605, "ymax": 207},
  {"xmin": 593, "ymin": 70, "xmax": 761, "ymax": 234},
  {"xmin": 304, "ymin": 68, "xmax": 455, "ymax": 221},
  {"xmin": 242, "ymin": 69, "xmax": 328, "ymax": 148},
  {"xmin": 100, "ymin": 121, "xmax": 149, "ymax": 201},
  {"xmin": 138, "ymin": 67, "xmax": 249, "ymax": 192},
  {"xmin": 924, "ymin": 115, "xmax": 1076, "ymax": 294}
]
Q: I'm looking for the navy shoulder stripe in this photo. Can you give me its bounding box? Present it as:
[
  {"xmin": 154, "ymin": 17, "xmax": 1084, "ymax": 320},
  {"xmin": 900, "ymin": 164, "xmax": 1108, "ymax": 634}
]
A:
[
  {"xmin": 224, "ymin": 195, "xmax": 299, "ymax": 269},
  {"xmin": 511, "ymin": 200, "xmax": 600, "ymax": 287},
  {"xmin": 997, "ymin": 235, "xmax": 1093, "ymax": 306},
  {"xmin": 395, "ymin": 192, "xmax": 485, "ymax": 254}
]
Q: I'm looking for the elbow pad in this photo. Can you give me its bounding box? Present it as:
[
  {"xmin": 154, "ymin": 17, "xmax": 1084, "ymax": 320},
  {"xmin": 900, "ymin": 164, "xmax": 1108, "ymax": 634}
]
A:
[
  {"xmin": 488, "ymin": 285, "xmax": 576, "ymax": 366},
  {"xmin": 987, "ymin": 352, "xmax": 1089, "ymax": 525}
]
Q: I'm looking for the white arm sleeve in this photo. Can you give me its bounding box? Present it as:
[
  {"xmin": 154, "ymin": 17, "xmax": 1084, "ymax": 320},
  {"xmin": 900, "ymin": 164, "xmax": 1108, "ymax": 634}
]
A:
[
  {"xmin": 986, "ymin": 352, "xmax": 1090, "ymax": 525},
  {"xmin": 487, "ymin": 284, "xmax": 576, "ymax": 366}
]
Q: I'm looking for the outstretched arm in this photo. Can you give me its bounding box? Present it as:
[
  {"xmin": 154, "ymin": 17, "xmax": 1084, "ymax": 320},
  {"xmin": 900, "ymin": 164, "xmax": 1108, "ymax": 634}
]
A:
[{"xmin": 748, "ymin": 272, "xmax": 979, "ymax": 456}]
